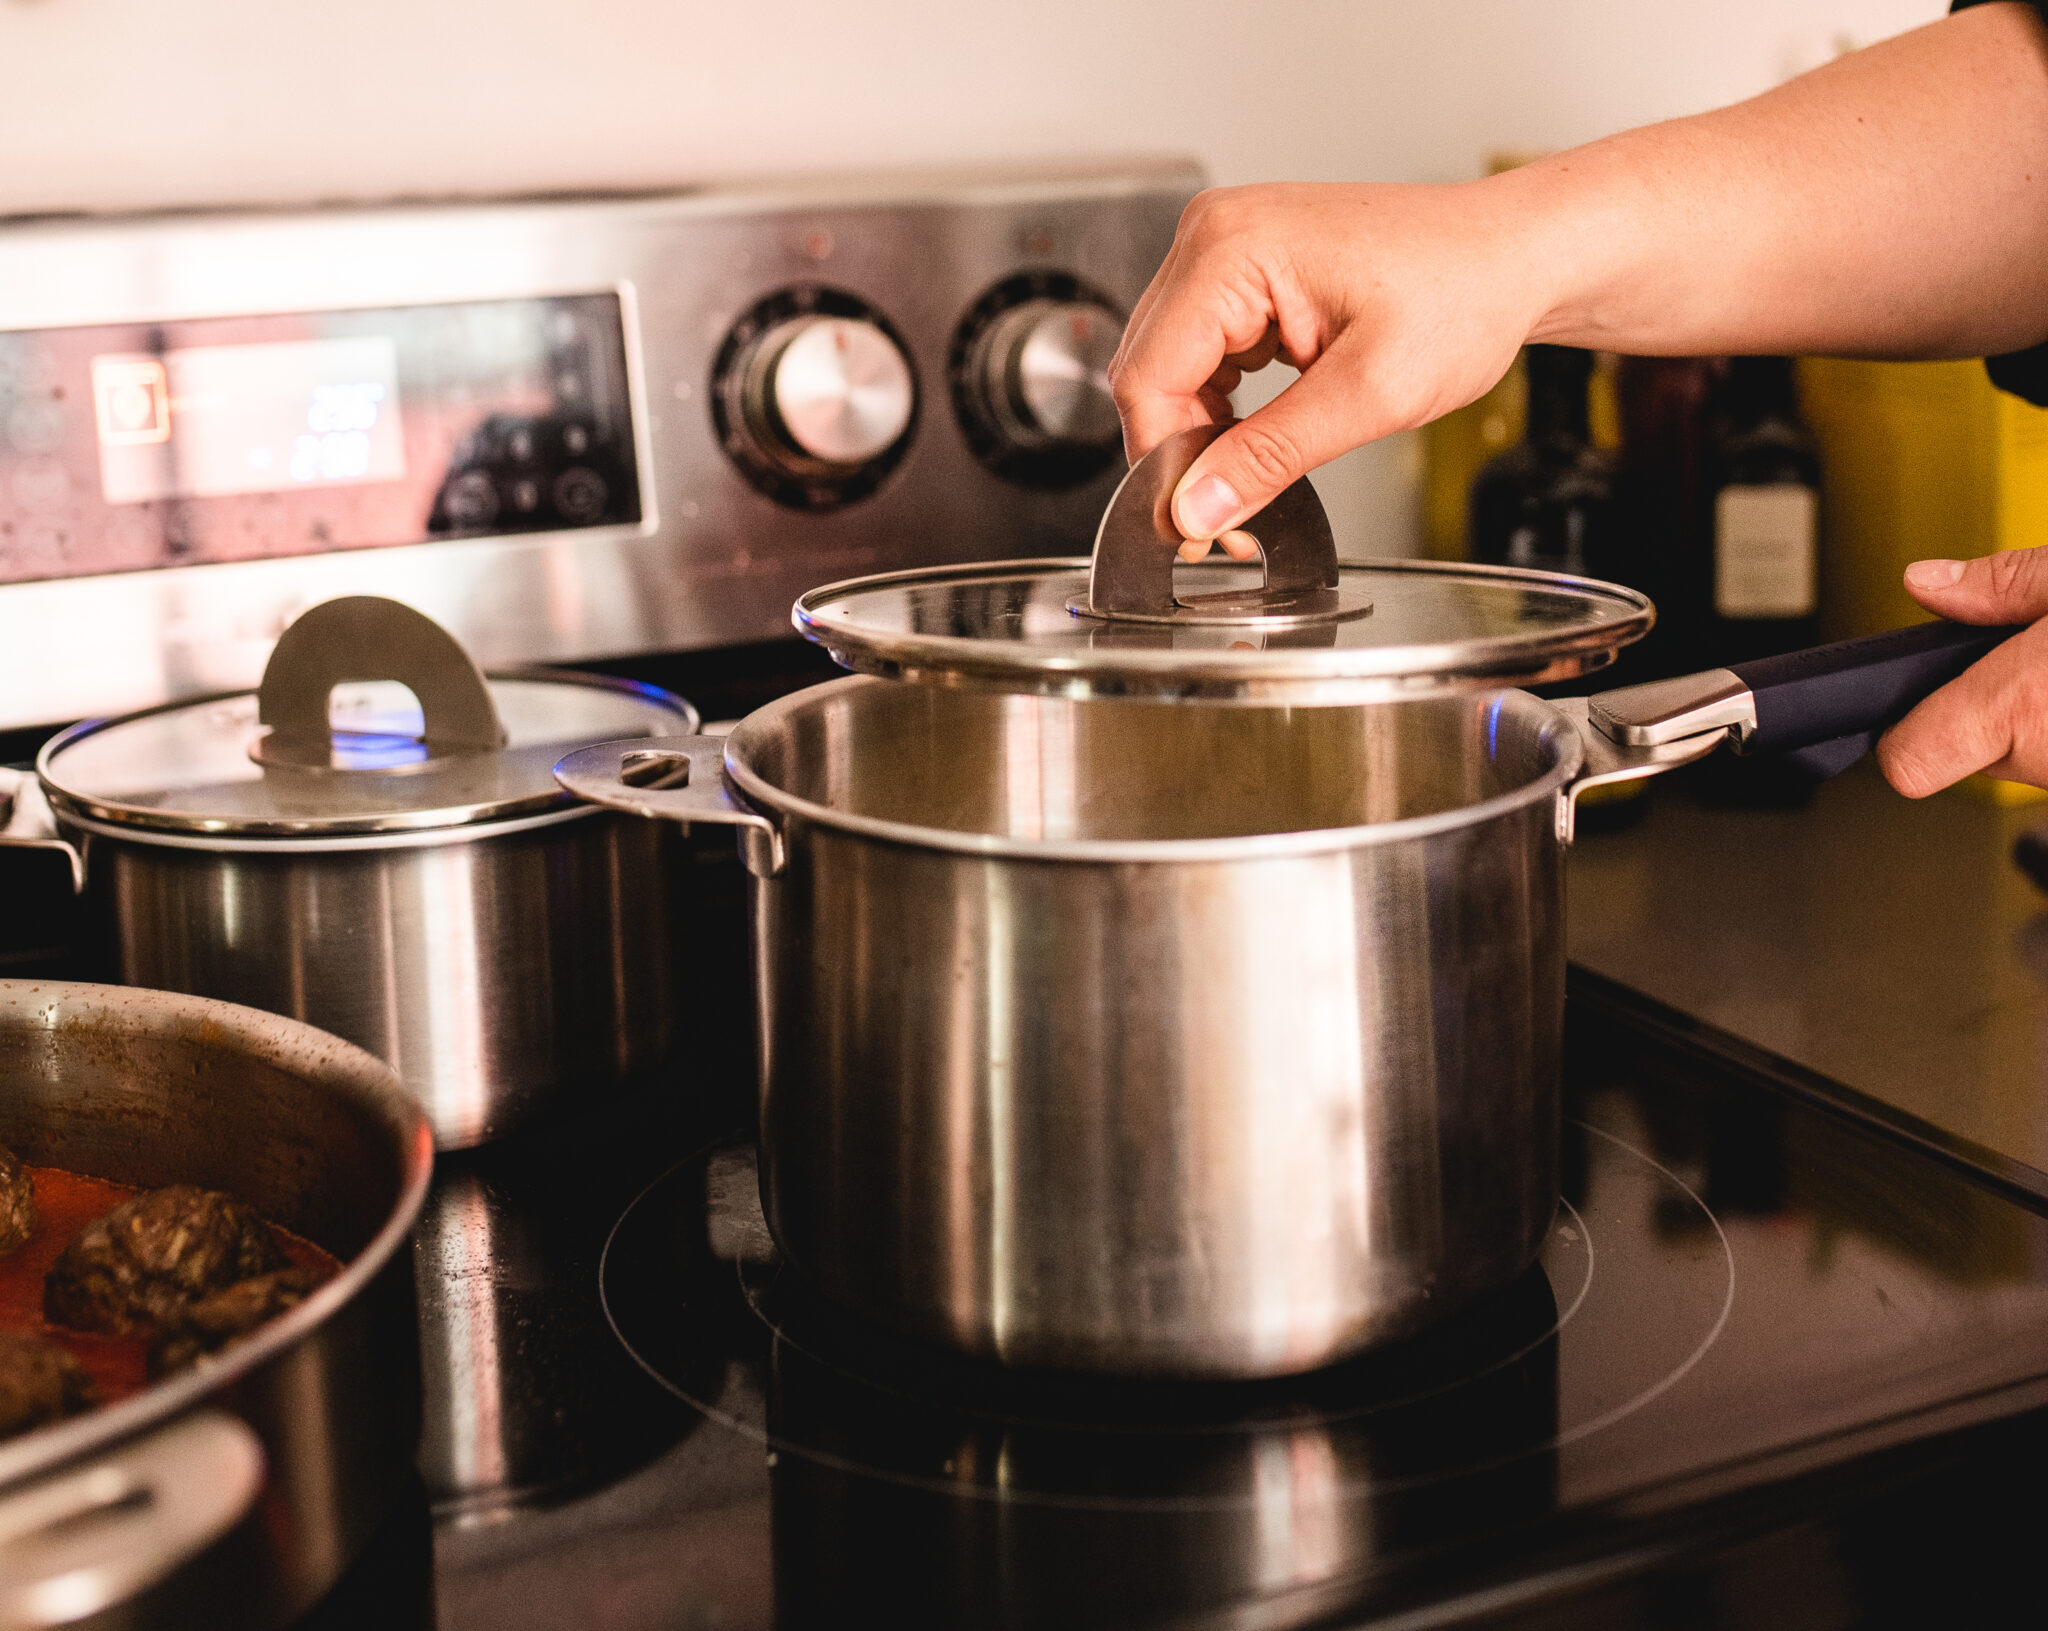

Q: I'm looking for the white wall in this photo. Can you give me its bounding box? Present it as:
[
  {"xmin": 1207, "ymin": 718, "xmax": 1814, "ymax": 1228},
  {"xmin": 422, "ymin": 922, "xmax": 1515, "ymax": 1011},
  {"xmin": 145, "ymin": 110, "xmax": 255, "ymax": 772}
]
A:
[{"xmin": 0, "ymin": 0, "xmax": 1948, "ymax": 551}]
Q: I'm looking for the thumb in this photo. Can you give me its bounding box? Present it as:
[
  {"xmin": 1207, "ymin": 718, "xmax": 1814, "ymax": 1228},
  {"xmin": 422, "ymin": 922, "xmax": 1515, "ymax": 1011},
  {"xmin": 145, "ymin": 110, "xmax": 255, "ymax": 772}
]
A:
[
  {"xmin": 1168, "ymin": 361, "xmax": 1386, "ymax": 541},
  {"xmin": 1903, "ymin": 547, "xmax": 2048, "ymax": 625}
]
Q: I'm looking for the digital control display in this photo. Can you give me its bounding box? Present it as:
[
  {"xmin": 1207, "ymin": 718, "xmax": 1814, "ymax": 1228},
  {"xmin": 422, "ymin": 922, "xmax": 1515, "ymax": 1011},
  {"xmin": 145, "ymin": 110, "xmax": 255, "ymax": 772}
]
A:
[
  {"xmin": 93, "ymin": 336, "xmax": 407, "ymax": 503},
  {"xmin": 0, "ymin": 293, "xmax": 640, "ymax": 586}
]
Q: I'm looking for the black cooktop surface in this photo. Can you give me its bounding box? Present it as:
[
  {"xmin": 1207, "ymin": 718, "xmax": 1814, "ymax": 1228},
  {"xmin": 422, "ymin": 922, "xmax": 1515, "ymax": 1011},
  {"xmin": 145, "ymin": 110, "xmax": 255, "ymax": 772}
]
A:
[{"xmin": 355, "ymin": 974, "xmax": 2048, "ymax": 1630}]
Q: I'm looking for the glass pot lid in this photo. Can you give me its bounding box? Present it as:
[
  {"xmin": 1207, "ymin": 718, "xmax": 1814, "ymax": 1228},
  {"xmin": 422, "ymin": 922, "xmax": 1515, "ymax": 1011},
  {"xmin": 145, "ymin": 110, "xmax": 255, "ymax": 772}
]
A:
[
  {"xmin": 39, "ymin": 597, "xmax": 696, "ymax": 838},
  {"xmin": 794, "ymin": 425, "xmax": 1654, "ymax": 703}
]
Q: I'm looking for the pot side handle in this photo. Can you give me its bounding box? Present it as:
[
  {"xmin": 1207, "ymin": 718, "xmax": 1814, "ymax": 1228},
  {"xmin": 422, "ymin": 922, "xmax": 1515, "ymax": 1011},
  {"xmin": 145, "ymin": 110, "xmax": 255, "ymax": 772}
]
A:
[
  {"xmin": 1557, "ymin": 618, "xmax": 2027, "ymax": 843},
  {"xmin": 0, "ymin": 769, "xmax": 83, "ymax": 894},
  {"xmin": 553, "ymin": 735, "xmax": 787, "ymax": 878},
  {"xmin": 0, "ymin": 1409, "xmax": 265, "ymax": 1627}
]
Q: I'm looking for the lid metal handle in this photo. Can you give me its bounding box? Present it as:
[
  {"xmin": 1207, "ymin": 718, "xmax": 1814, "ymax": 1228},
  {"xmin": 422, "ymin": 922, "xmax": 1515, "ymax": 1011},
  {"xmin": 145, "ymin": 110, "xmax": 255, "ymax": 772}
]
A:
[
  {"xmin": 1077, "ymin": 424, "xmax": 1371, "ymax": 627},
  {"xmin": 254, "ymin": 596, "xmax": 506, "ymax": 770}
]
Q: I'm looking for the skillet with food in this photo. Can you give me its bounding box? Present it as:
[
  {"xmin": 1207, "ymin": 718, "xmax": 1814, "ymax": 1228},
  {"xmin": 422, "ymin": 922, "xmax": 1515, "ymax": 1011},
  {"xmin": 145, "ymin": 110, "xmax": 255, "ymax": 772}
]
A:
[{"xmin": 0, "ymin": 981, "xmax": 429, "ymax": 1631}]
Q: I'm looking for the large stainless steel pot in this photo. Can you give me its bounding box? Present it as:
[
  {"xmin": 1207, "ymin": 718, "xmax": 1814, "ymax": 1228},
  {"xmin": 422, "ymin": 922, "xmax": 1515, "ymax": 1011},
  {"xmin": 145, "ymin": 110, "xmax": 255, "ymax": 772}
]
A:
[
  {"xmin": 1, "ymin": 597, "xmax": 697, "ymax": 1149},
  {"xmin": 0, "ymin": 979, "xmax": 431, "ymax": 1629},
  {"xmin": 556, "ymin": 429, "xmax": 2018, "ymax": 1380},
  {"xmin": 568, "ymin": 683, "xmax": 1574, "ymax": 1378}
]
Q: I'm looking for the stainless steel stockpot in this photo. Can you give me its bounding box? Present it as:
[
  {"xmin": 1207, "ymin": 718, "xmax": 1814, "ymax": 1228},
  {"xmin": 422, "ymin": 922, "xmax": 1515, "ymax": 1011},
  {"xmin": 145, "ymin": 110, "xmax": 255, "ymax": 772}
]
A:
[
  {"xmin": 558, "ymin": 426, "xmax": 2013, "ymax": 1379},
  {"xmin": 0, "ymin": 979, "xmax": 431, "ymax": 1629},
  {"xmin": 564, "ymin": 680, "xmax": 1582, "ymax": 1378},
  {"xmin": 3, "ymin": 597, "xmax": 697, "ymax": 1149}
]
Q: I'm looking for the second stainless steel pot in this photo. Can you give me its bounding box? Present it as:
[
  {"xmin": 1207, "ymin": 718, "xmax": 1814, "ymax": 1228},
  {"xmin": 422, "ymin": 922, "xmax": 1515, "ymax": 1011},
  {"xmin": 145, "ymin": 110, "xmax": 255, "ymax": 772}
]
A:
[{"xmin": 5, "ymin": 597, "xmax": 697, "ymax": 1149}]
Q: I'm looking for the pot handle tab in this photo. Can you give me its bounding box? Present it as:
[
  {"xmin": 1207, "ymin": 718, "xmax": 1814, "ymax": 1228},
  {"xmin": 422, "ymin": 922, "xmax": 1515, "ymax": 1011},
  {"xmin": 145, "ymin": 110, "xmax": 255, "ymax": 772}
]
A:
[
  {"xmin": 254, "ymin": 595, "xmax": 506, "ymax": 768},
  {"xmin": 553, "ymin": 735, "xmax": 786, "ymax": 878},
  {"xmin": 1078, "ymin": 424, "xmax": 1372, "ymax": 627},
  {"xmin": 0, "ymin": 1409, "xmax": 265, "ymax": 1627}
]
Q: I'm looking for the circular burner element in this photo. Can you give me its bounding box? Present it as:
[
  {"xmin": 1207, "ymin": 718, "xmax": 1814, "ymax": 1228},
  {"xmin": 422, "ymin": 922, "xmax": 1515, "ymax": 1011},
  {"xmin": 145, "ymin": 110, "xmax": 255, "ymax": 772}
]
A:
[
  {"xmin": 600, "ymin": 1121, "xmax": 1731, "ymax": 1509},
  {"xmin": 601, "ymin": 1129, "xmax": 1732, "ymax": 1628}
]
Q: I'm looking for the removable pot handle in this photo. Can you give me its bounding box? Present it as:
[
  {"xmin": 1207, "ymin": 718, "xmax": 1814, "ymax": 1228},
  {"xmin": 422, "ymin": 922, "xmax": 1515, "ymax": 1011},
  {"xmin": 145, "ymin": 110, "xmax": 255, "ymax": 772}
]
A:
[
  {"xmin": 1566, "ymin": 617, "xmax": 2029, "ymax": 837},
  {"xmin": 1085, "ymin": 423, "xmax": 1349, "ymax": 622},
  {"xmin": 255, "ymin": 596, "xmax": 506, "ymax": 766},
  {"xmin": 553, "ymin": 735, "xmax": 786, "ymax": 878},
  {"xmin": 1731, "ymin": 620, "xmax": 2024, "ymax": 757},
  {"xmin": 0, "ymin": 1410, "xmax": 265, "ymax": 1627}
]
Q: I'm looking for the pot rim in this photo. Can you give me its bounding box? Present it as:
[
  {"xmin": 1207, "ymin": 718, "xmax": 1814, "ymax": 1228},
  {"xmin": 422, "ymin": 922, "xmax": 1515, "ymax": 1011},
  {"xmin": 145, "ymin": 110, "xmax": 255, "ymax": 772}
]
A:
[
  {"xmin": 0, "ymin": 980, "xmax": 433, "ymax": 1494},
  {"xmin": 49, "ymin": 798, "xmax": 607, "ymax": 855},
  {"xmin": 723, "ymin": 678, "xmax": 1587, "ymax": 863}
]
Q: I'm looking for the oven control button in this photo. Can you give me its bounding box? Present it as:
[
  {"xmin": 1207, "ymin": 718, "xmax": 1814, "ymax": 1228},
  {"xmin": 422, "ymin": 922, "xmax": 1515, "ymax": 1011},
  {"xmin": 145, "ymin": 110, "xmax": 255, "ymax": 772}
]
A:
[
  {"xmin": 712, "ymin": 289, "xmax": 919, "ymax": 511},
  {"xmin": 553, "ymin": 466, "xmax": 608, "ymax": 523},
  {"xmin": 950, "ymin": 273, "xmax": 1126, "ymax": 489},
  {"xmin": 440, "ymin": 469, "xmax": 499, "ymax": 529}
]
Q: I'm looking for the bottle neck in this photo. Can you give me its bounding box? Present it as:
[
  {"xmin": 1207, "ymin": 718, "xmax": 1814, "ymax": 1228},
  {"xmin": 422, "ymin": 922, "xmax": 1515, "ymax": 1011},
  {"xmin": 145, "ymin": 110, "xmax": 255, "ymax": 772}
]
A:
[
  {"xmin": 1720, "ymin": 355, "xmax": 1800, "ymax": 428},
  {"xmin": 1525, "ymin": 345, "xmax": 1593, "ymax": 445}
]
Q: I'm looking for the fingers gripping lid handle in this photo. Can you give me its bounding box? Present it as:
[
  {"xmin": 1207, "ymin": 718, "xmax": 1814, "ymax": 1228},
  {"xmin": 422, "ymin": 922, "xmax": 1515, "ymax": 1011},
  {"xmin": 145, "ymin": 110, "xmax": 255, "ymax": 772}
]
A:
[
  {"xmin": 1083, "ymin": 424, "xmax": 1363, "ymax": 626},
  {"xmin": 256, "ymin": 596, "xmax": 506, "ymax": 765}
]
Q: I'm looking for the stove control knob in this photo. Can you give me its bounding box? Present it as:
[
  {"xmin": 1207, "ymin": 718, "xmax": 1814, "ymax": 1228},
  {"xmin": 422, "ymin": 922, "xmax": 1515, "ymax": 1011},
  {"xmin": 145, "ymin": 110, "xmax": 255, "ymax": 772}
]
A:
[
  {"xmin": 950, "ymin": 276, "xmax": 1126, "ymax": 489},
  {"xmin": 971, "ymin": 299, "xmax": 1123, "ymax": 451},
  {"xmin": 740, "ymin": 315, "xmax": 914, "ymax": 473}
]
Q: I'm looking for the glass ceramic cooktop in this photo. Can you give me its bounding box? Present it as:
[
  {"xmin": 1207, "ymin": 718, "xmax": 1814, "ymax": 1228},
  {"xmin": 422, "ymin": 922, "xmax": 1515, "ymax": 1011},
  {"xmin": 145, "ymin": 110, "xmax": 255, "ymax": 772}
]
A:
[{"xmin": 321, "ymin": 976, "xmax": 2048, "ymax": 1630}]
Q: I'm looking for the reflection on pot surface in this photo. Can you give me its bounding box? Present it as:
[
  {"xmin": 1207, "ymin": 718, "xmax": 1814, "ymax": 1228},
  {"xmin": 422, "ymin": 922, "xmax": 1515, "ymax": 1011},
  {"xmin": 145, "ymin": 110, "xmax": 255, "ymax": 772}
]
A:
[
  {"xmin": 415, "ymin": 1098, "xmax": 707, "ymax": 1520},
  {"xmin": 765, "ymin": 1265, "xmax": 1561, "ymax": 1629},
  {"xmin": 603, "ymin": 1142, "xmax": 1568, "ymax": 1630}
]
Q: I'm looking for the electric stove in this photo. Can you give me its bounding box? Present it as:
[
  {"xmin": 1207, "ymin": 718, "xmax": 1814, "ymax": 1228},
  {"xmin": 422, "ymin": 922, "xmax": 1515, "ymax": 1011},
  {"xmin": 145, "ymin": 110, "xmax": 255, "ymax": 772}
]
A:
[{"xmin": 318, "ymin": 961, "xmax": 2048, "ymax": 1631}]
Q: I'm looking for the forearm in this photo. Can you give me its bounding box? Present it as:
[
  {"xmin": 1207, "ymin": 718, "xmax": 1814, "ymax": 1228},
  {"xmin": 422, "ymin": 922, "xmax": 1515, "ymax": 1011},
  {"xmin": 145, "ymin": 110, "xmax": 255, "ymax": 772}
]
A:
[{"xmin": 1515, "ymin": 1, "xmax": 2048, "ymax": 360}]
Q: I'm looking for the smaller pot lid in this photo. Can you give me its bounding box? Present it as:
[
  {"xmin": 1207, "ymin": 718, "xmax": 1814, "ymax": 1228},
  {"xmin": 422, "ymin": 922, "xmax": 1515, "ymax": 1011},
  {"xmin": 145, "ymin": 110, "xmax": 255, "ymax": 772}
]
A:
[
  {"xmin": 39, "ymin": 598, "xmax": 697, "ymax": 838},
  {"xmin": 794, "ymin": 426, "xmax": 1653, "ymax": 703}
]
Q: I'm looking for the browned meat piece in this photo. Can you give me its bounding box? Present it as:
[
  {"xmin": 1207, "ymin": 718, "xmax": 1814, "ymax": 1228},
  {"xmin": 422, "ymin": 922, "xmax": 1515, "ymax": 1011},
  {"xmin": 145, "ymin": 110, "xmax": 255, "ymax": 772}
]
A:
[
  {"xmin": 0, "ymin": 1329, "xmax": 94, "ymax": 1439},
  {"xmin": 0, "ymin": 1143, "xmax": 34, "ymax": 1257},
  {"xmin": 147, "ymin": 1265, "xmax": 329, "ymax": 1377},
  {"xmin": 44, "ymin": 1185, "xmax": 287, "ymax": 1336}
]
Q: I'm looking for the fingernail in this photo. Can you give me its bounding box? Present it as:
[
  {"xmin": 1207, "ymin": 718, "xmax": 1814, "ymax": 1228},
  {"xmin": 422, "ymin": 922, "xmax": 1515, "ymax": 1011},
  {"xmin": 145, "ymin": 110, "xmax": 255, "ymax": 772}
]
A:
[
  {"xmin": 1905, "ymin": 558, "xmax": 1964, "ymax": 590},
  {"xmin": 1175, "ymin": 473, "xmax": 1241, "ymax": 540}
]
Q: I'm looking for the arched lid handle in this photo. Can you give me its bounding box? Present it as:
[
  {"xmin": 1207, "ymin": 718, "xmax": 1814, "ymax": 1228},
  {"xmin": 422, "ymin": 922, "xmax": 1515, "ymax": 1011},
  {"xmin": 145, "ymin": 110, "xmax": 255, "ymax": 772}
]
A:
[
  {"xmin": 1079, "ymin": 424, "xmax": 1369, "ymax": 627},
  {"xmin": 254, "ymin": 596, "xmax": 505, "ymax": 770}
]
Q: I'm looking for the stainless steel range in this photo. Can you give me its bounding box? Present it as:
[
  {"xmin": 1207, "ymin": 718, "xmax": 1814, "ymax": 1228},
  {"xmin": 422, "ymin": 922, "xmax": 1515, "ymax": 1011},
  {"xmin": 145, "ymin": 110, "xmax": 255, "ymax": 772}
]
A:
[{"xmin": 0, "ymin": 163, "xmax": 1198, "ymax": 730}]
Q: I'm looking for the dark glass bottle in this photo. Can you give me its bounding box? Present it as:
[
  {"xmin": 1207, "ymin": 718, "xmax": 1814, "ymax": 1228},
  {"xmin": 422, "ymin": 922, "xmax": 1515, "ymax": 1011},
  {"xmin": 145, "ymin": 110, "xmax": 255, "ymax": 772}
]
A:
[
  {"xmin": 1689, "ymin": 356, "xmax": 1827, "ymax": 807},
  {"xmin": 1699, "ymin": 356, "xmax": 1822, "ymax": 667},
  {"xmin": 1467, "ymin": 345, "xmax": 1619, "ymax": 579},
  {"xmin": 1615, "ymin": 355, "xmax": 1722, "ymax": 680},
  {"xmin": 1473, "ymin": 346, "xmax": 1646, "ymax": 830}
]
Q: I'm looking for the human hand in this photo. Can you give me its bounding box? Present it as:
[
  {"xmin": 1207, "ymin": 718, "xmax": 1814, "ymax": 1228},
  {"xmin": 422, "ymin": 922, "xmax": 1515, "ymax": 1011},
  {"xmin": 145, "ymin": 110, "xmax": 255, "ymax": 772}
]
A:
[
  {"xmin": 1876, "ymin": 549, "xmax": 2048, "ymax": 795},
  {"xmin": 1106, "ymin": 180, "xmax": 1558, "ymax": 559}
]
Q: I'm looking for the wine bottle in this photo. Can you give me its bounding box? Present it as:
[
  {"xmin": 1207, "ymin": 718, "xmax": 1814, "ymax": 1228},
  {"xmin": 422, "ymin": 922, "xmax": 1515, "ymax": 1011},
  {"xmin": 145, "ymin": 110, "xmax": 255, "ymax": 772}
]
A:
[
  {"xmin": 1467, "ymin": 345, "xmax": 1619, "ymax": 578},
  {"xmin": 1701, "ymin": 356, "xmax": 1822, "ymax": 666},
  {"xmin": 1472, "ymin": 346, "xmax": 1645, "ymax": 829},
  {"xmin": 1688, "ymin": 356, "xmax": 1827, "ymax": 806},
  {"xmin": 1615, "ymin": 355, "xmax": 1721, "ymax": 679}
]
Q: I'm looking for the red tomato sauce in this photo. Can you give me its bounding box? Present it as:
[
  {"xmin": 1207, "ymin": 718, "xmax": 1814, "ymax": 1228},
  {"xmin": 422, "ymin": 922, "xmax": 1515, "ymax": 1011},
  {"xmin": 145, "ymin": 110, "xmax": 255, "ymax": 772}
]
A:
[{"xmin": 0, "ymin": 1165, "xmax": 342, "ymax": 1407}]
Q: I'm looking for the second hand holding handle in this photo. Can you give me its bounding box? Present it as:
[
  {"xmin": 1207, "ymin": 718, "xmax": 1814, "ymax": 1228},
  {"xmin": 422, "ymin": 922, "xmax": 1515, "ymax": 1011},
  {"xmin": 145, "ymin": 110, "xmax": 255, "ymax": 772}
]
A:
[{"xmin": 1729, "ymin": 619, "xmax": 2023, "ymax": 756}]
